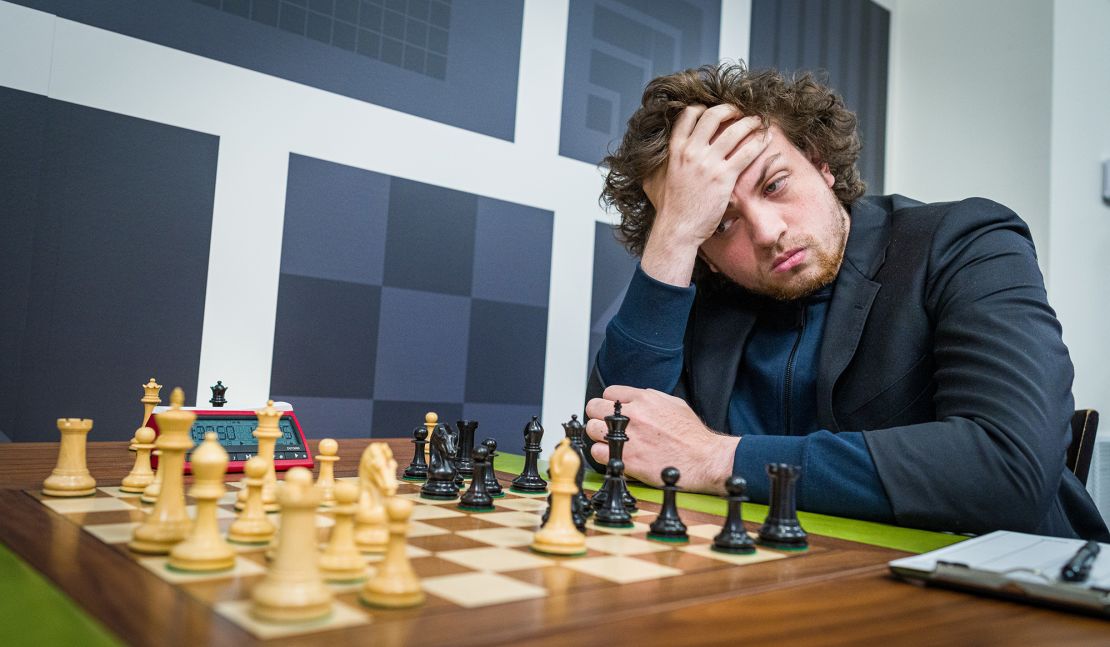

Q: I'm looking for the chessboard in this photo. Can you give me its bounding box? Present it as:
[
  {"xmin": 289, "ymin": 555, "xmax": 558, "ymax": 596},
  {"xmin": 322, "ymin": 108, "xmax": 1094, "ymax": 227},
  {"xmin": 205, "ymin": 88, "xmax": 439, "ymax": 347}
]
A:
[{"xmin": 16, "ymin": 461, "xmax": 901, "ymax": 646}]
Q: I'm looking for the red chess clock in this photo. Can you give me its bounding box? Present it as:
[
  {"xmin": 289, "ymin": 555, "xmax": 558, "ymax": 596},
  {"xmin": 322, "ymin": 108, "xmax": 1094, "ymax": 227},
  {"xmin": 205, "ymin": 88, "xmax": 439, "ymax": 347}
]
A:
[{"xmin": 149, "ymin": 402, "xmax": 313, "ymax": 474}]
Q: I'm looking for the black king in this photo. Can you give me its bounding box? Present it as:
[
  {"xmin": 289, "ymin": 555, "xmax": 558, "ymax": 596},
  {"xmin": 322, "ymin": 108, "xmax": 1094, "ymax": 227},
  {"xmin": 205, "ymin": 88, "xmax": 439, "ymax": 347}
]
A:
[{"xmin": 591, "ymin": 401, "xmax": 637, "ymax": 512}]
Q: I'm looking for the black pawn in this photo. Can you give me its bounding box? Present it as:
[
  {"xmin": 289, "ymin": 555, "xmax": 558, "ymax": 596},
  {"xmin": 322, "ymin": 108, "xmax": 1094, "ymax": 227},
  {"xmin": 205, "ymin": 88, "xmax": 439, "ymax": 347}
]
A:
[
  {"xmin": 562, "ymin": 415, "xmax": 592, "ymax": 520},
  {"xmin": 647, "ymin": 467, "xmax": 688, "ymax": 543},
  {"xmin": 402, "ymin": 426, "xmax": 429, "ymax": 480},
  {"xmin": 757, "ymin": 463, "xmax": 808, "ymax": 550},
  {"xmin": 209, "ymin": 381, "xmax": 228, "ymax": 407},
  {"xmin": 510, "ymin": 416, "xmax": 548, "ymax": 492},
  {"xmin": 454, "ymin": 420, "xmax": 478, "ymax": 478},
  {"xmin": 482, "ymin": 438, "xmax": 504, "ymax": 498},
  {"xmin": 459, "ymin": 446, "xmax": 495, "ymax": 511},
  {"xmin": 712, "ymin": 476, "xmax": 756, "ymax": 554},
  {"xmin": 594, "ymin": 458, "xmax": 633, "ymax": 528}
]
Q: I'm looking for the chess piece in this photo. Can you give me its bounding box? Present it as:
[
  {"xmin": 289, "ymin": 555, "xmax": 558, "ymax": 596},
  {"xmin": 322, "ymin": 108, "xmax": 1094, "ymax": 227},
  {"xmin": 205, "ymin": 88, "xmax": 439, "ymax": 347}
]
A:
[
  {"xmin": 360, "ymin": 497, "xmax": 425, "ymax": 608},
  {"xmin": 314, "ymin": 438, "xmax": 339, "ymax": 506},
  {"xmin": 714, "ymin": 476, "xmax": 756, "ymax": 554},
  {"xmin": 648, "ymin": 467, "xmax": 689, "ymax": 543},
  {"xmin": 120, "ymin": 426, "xmax": 157, "ymax": 493},
  {"xmin": 236, "ymin": 400, "xmax": 282, "ymax": 512},
  {"xmin": 757, "ymin": 463, "xmax": 808, "ymax": 550},
  {"xmin": 439, "ymin": 422, "xmax": 465, "ymax": 489},
  {"xmin": 319, "ymin": 480, "xmax": 367, "ymax": 582},
  {"xmin": 209, "ymin": 380, "xmax": 228, "ymax": 407},
  {"xmin": 168, "ymin": 433, "xmax": 235, "ymax": 571},
  {"xmin": 591, "ymin": 402, "xmax": 637, "ymax": 512},
  {"xmin": 420, "ymin": 422, "xmax": 460, "ymax": 500},
  {"xmin": 454, "ymin": 419, "xmax": 478, "ymax": 478},
  {"xmin": 140, "ymin": 450, "xmax": 163, "ymax": 504},
  {"xmin": 458, "ymin": 446, "xmax": 494, "ymax": 511},
  {"xmin": 402, "ymin": 426, "xmax": 429, "ymax": 481},
  {"xmin": 562, "ymin": 415, "xmax": 593, "ymax": 521},
  {"xmin": 422, "ymin": 411, "xmax": 437, "ymax": 462},
  {"xmin": 481, "ymin": 438, "xmax": 504, "ymax": 498},
  {"xmin": 355, "ymin": 443, "xmax": 398, "ymax": 553},
  {"xmin": 510, "ymin": 416, "xmax": 548, "ymax": 493},
  {"xmin": 228, "ymin": 456, "xmax": 276, "ymax": 544},
  {"xmin": 129, "ymin": 388, "xmax": 196, "ymax": 554},
  {"xmin": 251, "ymin": 467, "xmax": 333, "ymax": 623},
  {"xmin": 42, "ymin": 418, "xmax": 96, "ymax": 497},
  {"xmin": 593, "ymin": 458, "xmax": 633, "ymax": 528},
  {"xmin": 131, "ymin": 378, "xmax": 162, "ymax": 451},
  {"xmin": 533, "ymin": 439, "xmax": 587, "ymax": 555}
]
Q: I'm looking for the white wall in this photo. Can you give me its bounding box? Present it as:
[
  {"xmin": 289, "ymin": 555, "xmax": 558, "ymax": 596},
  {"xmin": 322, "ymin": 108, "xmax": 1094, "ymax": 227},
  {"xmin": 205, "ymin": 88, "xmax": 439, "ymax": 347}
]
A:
[
  {"xmin": 885, "ymin": 0, "xmax": 1054, "ymax": 269},
  {"xmin": 1048, "ymin": 0, "xmax": 1110, "ymax": 512}
]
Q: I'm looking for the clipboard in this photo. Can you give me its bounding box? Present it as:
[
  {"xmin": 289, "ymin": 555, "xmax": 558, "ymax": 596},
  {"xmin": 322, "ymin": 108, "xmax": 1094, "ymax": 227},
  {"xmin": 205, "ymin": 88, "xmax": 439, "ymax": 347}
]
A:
[{"xmin": 889, "ymin": 530, "xmax": 1110, "ymax": 617}]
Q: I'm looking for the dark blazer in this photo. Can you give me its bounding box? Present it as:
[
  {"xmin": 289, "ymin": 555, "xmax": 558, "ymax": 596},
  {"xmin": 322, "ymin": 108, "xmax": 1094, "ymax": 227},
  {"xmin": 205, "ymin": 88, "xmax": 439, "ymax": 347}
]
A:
[{"xmin": 587, "ymin": 195, "xmax": 1109, "ymax": 540}]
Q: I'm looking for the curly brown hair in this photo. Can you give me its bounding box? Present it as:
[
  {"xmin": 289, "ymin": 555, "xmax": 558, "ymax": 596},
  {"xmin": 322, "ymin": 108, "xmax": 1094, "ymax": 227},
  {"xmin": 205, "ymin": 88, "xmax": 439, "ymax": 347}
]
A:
[{"xmin": 601, "ymin": 62, "xmax": 866, "ymax": 258}]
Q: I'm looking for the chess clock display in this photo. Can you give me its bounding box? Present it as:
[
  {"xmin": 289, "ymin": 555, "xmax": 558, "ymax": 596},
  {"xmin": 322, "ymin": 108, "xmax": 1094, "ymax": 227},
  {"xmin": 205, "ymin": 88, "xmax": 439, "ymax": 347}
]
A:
[{"xmin": 149, "ymin": 402, "xmax": 313, "ymax": 474}]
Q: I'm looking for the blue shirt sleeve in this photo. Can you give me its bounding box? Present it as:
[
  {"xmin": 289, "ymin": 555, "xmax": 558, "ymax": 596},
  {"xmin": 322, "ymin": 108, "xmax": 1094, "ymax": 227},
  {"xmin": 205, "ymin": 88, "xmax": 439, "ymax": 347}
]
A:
[
  {"xmin": 734, "ymin": 430, "xmax": 896, "ymax": 523},
  {"xmin": 596, "ymin": 264, "xmax": 696, "ymax": 393}
]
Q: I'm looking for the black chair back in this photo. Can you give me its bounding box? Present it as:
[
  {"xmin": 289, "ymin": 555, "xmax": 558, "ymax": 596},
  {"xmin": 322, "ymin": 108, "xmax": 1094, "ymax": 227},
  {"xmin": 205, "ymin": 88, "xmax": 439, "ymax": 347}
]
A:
[{"xmin": 1067, "ymin": 409, "xmax": 1100, "ymax": 486}]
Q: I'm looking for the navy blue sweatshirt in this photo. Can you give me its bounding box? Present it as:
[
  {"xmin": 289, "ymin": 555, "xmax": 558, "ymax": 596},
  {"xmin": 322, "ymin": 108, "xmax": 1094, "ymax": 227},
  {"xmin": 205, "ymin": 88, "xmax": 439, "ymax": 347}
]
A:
[{"xmin": 596, "ymin": 264, "xmax": 895, "ymax": 522}]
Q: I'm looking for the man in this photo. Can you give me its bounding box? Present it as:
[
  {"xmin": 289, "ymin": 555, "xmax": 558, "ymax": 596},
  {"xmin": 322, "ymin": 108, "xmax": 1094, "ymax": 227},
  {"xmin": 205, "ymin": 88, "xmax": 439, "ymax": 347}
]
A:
[{"xmin": 584, "ymin": 63, "xmax": 1108, "ymax": 540}]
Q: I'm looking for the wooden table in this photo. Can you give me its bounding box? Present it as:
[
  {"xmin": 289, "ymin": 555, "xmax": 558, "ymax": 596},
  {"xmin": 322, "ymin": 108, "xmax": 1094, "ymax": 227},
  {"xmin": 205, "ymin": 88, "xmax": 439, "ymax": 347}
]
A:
[{"xmin": 1, "ymin": 439, "xmax": 1106, "ymax": 646}]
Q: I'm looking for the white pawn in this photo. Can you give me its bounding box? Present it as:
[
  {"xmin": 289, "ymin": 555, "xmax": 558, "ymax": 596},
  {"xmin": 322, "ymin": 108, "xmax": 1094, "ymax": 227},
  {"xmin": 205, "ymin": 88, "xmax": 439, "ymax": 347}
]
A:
[
  {"xmin": 168, "ymin": 433, "xmax": 236, "ymax": 572},
  {"xmin": 360, "ymin": 497, "xmax": 424, "ymax": 608},
  {"xmin": 251, "ymin": 467, "xmax": 332, "ymax": 623},
  {"xmin": 120, "ymin": 426, "xmax": 157, "ymax": 493},
  {"xmin": 227, "ymin": 456, "xmax": 276, "ymax": 545},
  {"xmin": 315, "ymin": 439, "xmax": 339, "ymax": 507},
  {"xmin": 318, "ymin": 481, "xmax": 366, "ymax": 582}
]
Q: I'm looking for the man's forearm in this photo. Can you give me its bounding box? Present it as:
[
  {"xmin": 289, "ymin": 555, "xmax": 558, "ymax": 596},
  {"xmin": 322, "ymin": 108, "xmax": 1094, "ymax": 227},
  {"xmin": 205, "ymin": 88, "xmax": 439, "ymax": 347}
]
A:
[{"xmin": 595, "ymin": 264, "xmax": 696, "ymax": 392}]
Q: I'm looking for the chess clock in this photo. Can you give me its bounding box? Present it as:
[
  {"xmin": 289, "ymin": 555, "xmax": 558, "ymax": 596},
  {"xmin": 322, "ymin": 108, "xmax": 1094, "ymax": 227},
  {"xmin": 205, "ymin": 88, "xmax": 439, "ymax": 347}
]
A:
[{"xmin": 149, "ymin": 401, "xmax": 313, "ymax": 474}]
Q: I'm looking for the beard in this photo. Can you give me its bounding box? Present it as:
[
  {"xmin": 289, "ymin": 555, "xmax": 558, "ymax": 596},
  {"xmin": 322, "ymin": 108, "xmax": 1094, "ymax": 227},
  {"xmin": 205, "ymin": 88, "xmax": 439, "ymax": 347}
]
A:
[{"xmin": 752, "ymin": 202, "xmax": 849, "ymax": 301}]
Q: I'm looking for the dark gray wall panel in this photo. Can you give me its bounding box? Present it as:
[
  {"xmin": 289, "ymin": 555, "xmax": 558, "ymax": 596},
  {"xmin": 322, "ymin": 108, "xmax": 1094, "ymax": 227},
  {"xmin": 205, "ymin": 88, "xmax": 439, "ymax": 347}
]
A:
[
  {"xmin": 465, "ymin": 299, "xmax": 547, "ymax": 405},
  {"xmin": 561, "ymin": 0, "xmax": 721, "ymax": 165},
  {"xmin": 272, "ymin": 155, "xmax": 553, "ymax": 448},
  {"xmin": 471, "ymin": 198, "xmax": 553, "ymax": 308},
  {"xmin": 750, "ymin": 0, "xmax": 889, "ymax": 192},
  {"xmin": 383, "ymin": 179, "xmax": 476, "ymax": 296},
  {"xmin": 461, "ymin": 402, "xmax": 542, "ymax": 457},
  {"xmin": 373, "ymin": 287, "xmax": 471, "ymax": 402},
  {"xmin": 0, "ymin": 87, "xmax": 218, "ymax": 442},
  {"xmin": 269, "ymin": 274, "xmax": 381, "ymax": 397},
  {"xmin": 372, "ymin": 400, "xmax": 463, "ymax": 439},
  {"xmin": 269, "ymin": 395, "xmax": 375, "ymax": 439},
  {"xmin": 587, "ymin": 222, "xmax": 639, "ymax": 374},
  {"xmin": 281, "ymin": 154, "xmax": 390, "ymax": 285},
  {"xmin": 12, "ymin": 0, "xmax": 523, "ymax": 141}
]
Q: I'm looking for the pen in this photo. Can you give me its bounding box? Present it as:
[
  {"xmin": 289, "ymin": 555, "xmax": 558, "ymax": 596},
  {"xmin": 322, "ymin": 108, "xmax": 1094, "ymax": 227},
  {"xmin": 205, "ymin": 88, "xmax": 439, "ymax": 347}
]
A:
[{"xmin": 1060, "ymin": 539, "xmax": 1100, "ymax": 583}]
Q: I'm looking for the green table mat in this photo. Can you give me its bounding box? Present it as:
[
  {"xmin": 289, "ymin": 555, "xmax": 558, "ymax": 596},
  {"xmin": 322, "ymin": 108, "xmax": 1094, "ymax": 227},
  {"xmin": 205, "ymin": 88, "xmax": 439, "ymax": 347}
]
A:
[
  {"xmin": 0, "ymin": 541, "xmax": 122, "ymax": 647},
  {"xmin": 496, "ymin": 452, "xmax": 966, "ymax": 554}
]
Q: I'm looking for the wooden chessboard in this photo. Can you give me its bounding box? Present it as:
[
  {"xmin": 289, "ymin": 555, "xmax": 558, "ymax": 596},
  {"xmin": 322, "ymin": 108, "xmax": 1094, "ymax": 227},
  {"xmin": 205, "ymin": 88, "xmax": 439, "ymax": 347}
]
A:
[{"xmin": 18, "ymin": 468, "xmax": 899, "ymax": 645}]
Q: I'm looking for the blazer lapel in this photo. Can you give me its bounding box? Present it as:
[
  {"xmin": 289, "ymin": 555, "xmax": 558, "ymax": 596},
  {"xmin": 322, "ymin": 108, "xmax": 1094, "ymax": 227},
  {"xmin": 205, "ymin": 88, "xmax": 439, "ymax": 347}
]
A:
[{"xmin": 816, "ymin": 198, "xmax": 891, "ymax": 431}]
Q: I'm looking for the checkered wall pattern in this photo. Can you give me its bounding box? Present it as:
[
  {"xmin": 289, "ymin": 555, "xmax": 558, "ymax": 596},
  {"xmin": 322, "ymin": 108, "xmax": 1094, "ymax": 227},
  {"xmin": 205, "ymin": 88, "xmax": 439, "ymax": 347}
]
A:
[{"xmin": 269, "ymin": 154, "xmax": 554, "ymax": 453}]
